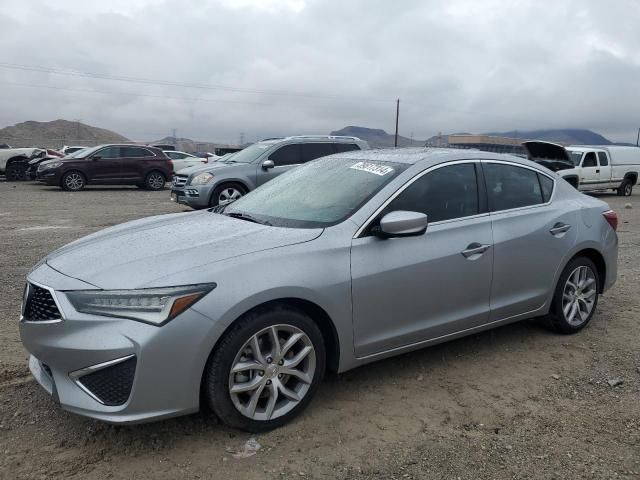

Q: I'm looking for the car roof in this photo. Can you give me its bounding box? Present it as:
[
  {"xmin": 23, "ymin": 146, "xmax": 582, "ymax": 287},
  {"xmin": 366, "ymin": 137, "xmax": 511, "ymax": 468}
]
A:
[{"xmin": 333, "ymin": 147, "xmax": 549, "ymax": 170}]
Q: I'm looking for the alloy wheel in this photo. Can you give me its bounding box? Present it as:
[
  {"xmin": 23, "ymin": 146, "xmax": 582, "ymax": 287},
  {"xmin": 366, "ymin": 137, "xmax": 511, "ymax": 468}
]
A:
[
  {"xmin": 562, "ymin": 266, "xmax": 597, "ymax": 326},
  {"xmin": 147, "ymin": 173, "xmax": 165, "ymax": 189},
  {"xmin": 218, "ymin": 187, "xmax": 243, "ymax": 205},
  {"xmin": 64, "ymin": 173, "xmax": 84, "ymax": 190},
  {"xmin": 625, "ymin": 183, "xmax": 632, "ymax": 196},
  {"xmin": 228, "ymin": 324, "xmax": 316, "ymax": 421}
]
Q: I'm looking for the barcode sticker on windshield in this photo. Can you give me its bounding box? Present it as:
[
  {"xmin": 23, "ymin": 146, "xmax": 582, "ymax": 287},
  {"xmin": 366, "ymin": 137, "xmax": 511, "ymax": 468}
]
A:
[{"xmin": 350, "ymin": 162, "xmax": 394, "ymax": 176}]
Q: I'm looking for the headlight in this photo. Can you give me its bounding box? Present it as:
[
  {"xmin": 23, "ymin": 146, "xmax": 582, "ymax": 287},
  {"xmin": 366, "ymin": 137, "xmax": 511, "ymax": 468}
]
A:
[
  {"xmin": 190, "ymin": 172, "xmax": 214, "ymax": 185},
  {"xmin": 65, "ymin": 283, "xmax": 216, "ymax": 325},
  {"xmin": 40, "ymin": 161, "xmax": 62, "ymax": 170}
]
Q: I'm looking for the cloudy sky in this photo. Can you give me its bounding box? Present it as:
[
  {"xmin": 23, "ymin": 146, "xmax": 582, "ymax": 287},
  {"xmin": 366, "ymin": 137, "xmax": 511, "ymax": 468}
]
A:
[{"xmin": 1, "ymin": 0, "xmax": 639, "ymax": 143}]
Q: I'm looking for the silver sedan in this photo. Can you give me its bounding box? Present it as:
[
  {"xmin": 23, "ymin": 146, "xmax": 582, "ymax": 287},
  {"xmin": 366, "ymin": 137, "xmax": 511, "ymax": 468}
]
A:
[{"xmin": 19, "ymin": 149, "xmax": 618, "ymax": 432}]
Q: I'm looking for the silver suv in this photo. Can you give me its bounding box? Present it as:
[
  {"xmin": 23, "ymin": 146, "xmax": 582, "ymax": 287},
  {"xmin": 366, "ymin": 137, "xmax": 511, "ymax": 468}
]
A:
[{"xmin": 170, "ymin": 135, "xmax": 369, "ymax": 208}]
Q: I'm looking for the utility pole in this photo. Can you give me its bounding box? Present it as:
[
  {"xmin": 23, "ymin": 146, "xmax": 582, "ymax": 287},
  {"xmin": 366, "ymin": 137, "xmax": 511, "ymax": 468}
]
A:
[
  {"xmin": 240, "ymin": 132, "xmax": 245, "ymax": 145},
  {"xmin": 394, "ymin": 98, "xmax": 400, "ymax": 147},
  {"xmin": 636, "ymin": 127, "xmax": 640, "ymax": 146}
]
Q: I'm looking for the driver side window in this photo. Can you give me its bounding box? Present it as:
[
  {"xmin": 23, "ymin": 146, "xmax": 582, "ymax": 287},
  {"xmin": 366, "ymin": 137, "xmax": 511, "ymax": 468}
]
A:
[
  {"xmin": 269, "ymin": 144, "xmax": 301, "ymax": 166},
  {"xmin": 582, "ymin": 152, "xmax": 597, "ymax": 168},
  {"xmin": 94, "ymin": 147, "xmax": 121, "ymax": 159},
  {"xmin": 384, "ymin": 163, "xmax": 479, "ymax": 223}
]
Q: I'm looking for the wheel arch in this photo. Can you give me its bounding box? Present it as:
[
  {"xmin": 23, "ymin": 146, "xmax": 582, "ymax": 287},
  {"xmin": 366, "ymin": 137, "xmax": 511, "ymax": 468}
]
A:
[
  {"xmin": 561, "ymin": 175, "xmax": 579, "ymax": 189},
  {"xmin": 144, "ymin": 168, "xmax": 170, "ymax": 181},
  {"xmin": 6, "ymin": 155, "xmax": 29, "ymax": 166},
  {"xmin": 571, "ymin": 248, "xmax": 607, "ymax": 293},
  {"xmin": 623, "ymin": 171, "xmax": 638, "ymax": 185},
  {"xmin": 205, "ymin": 297, "xmax": 340, "ymax": 375},
  {"xmin": 207, "ymin": 178, "xmax": 251, "ymax": 203}
]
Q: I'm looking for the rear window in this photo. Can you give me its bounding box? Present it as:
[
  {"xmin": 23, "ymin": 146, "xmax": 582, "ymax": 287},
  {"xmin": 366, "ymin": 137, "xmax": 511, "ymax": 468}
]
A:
[
  {"xmin": 597, "ymin": 152, "xmax": 609, "ymax": 166},
  {"xmin": 538, "ymin": 174, "xmax": 554, "ymax": 202},
  {"xmin": 334, "ymin": 143, "xmax": 360, "ymax": 153},
  {"xmin": 122, "ymin": 147, "xmax": 155, "ymax": 158},
  {"xmin": 484, "ymin": 163, "xmax": 544, "ymax": 212},
  {"xmin": 300, "ymin": 143, "xmax": 335, "ymax": 163}
]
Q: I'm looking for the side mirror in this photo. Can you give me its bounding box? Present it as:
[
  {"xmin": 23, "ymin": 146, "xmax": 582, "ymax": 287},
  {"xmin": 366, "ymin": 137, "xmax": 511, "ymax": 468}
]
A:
[
  {"xmin": 91, "ymin": 155, "xmax": 101, "ymax": 161},
  {"xmin": 262, "ymin": 159, "xmax": 275, "ymax": 170},
  {"xmin": 373, "ymin": 210, "xmax": 428, "ymax": 238}
]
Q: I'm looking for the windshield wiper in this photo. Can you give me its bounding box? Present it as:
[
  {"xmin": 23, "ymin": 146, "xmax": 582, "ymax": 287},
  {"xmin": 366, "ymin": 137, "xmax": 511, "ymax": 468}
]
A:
[{"xmin": 225, "ymin": 211, "xmax": 271, "ymax": 226}]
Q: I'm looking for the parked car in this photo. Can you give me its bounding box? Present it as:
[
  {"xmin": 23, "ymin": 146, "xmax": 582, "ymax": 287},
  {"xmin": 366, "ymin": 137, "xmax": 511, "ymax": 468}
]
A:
[
  {"xmin": 61, "ymin": 145, "xmax": 88, "ymax": 156},
  {"xmin": 163, "ymin": 150, "xmax": 208, "ymax": 172},
  {"xmin": 26, "ymin": 149, "xmax": 66, "ymax": 180},
  {"xmin": 524, "ymin": 141, "xmax": 640, "ymax": 196},
  {"xmin": 19, "ymin": 149, "xmax": 617, "ymax": 431},
  {"xmin": 36, "ymin": 144, "xmax": 173, "ymax": 191},
  {"xmin": 0, "ymin": 147, "xmax": 47, "ymax": 181},
  {"xmin": 171, "ymin": 135, "xmax": 369, "ymax": 208},
  {"xmin": 191, "ymin": 151, "xmax": 221, "ymax": 162}
]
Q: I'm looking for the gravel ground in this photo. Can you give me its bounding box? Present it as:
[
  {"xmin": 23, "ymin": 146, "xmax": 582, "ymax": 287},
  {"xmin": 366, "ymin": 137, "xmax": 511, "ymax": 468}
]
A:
[{"xmin": 0, "ymin": 181, "xmax": 639, "ymax": 480}]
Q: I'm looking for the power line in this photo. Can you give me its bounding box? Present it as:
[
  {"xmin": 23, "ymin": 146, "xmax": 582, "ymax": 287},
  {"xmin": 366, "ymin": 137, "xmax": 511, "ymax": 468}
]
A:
[{"xmin": 0, "ymin": 62, "xmax": 394, "ymax": 103}]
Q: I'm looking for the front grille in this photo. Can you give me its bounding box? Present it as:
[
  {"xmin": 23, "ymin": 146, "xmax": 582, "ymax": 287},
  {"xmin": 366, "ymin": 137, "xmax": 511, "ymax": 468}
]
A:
[
  {"xmin": 77, "ymin": 357, "xmax": 137, "ymax": 406},
  {"xmin": 24, "ymin": 284, "xmax": 61, "ymax": 321},
  {"xmin": 173, "ymin": 174, "xmax": 188, "ymax": 187}
]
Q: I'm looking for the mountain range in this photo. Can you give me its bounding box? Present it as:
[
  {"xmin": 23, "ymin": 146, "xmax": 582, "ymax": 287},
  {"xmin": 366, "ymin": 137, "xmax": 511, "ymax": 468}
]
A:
[
  {"xmin": 0, "ymin": 119, "xmax": 129, "ymax": 148},
  {"xmin": 0, "ymin": 120, "xmax": 624, "ymax": 151}
]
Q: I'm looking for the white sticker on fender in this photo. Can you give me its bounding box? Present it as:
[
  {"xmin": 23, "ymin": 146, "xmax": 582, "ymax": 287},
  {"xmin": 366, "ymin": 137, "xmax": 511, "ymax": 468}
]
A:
[{"xmin": 349, "ymin": 162, "xmax": 394, "ymax": 176}]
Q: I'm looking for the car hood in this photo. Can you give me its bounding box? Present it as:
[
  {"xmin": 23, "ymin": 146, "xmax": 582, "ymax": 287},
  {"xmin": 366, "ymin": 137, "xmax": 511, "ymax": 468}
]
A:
[
  {"xmin": 176, "ymin": 161, "xmax": 247, "ymax": 177},
  {"xmin": 45, "ymin": 210, "xmax": 322, "ymax": 289}
]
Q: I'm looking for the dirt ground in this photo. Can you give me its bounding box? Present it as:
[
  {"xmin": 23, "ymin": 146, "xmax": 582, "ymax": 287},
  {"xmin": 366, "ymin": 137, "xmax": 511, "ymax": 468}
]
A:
[{"xmin": 0, "ymin": 181, "xmax": 639, "ymax": 480}]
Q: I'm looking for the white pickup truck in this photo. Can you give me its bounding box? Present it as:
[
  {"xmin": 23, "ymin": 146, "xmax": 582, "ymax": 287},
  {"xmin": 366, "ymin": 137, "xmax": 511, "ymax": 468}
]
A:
[{"xmin": 524, "ymin": 141, "xmax": 640, "ymax": 196}]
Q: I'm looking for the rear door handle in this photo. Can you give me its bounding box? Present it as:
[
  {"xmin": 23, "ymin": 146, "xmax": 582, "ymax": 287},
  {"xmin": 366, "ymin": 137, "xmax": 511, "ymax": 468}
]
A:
[
  {"xmin": 596, "ymin": 169, "xmax": 600, "ymax": 173},
  {"xmin": 461, "ymin": 243, "xmax": 491, "ymax": 258},
  {"xmin": 549, "ymin": 223, "xmax": 571, "ymax": 236}
]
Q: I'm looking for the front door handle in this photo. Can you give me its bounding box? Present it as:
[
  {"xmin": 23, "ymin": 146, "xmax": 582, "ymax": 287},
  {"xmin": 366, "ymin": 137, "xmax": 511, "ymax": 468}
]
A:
[
  {"xmin": 549, "ymin": 223, "xmax": 571, "ymax": 236},
  {"xmin": 596, "ymin": 169, "xmax": 600, "ymax": 173},
  {"xmin": 461, "ymin": 242, "xmax": 491, "ymax": 259}
]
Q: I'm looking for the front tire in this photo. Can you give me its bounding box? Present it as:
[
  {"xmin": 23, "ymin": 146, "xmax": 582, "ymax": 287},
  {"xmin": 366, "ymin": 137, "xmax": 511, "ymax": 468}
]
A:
[
  {"xmin": 5, "ymin": 162, "xmax": 27, "ymax": 181},
  {"xmin": 617, "ymin": 178, "xmax": 633, "ymax": 197},
  {"xmin": 144, "ymin": 171, "xmax": 166, "ymax": 190},
  {"xmin": 209, "ymin": 183, "xmax": 246, "ymax": 208},
  {"xmin": 203, "ymin": 306, "xmax": 326, "ymax": 432},
  {"xmin": 545, "ymin": 257, "xmax": 599, "ymax": 334},
  {"xmin": 61, "ymin": 171, "xmax": 86, "ymax": 191}
]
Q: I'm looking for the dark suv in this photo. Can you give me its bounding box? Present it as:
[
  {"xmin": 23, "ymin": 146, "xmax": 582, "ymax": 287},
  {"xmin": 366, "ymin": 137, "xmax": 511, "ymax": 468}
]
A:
[{"xmin": 37, "ymin": 145, "xmax": 173, "ymax": 191}]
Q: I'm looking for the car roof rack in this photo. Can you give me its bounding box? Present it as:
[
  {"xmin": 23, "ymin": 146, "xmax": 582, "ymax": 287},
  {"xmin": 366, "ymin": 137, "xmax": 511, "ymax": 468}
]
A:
[{"xmin": 282, "ymin": 135, "xmax": 362, "ymax": 141}]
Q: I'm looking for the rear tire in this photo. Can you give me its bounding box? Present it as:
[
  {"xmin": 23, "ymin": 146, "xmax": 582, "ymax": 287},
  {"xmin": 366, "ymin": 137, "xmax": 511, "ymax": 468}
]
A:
[
  {"xmin": 544, "ymin": 257, "xmax": 599, "ymax": 334},
  {"xmin": 5, "ymin": 162, "xmax": 27, "ymax": 181},
  {"xmin": 61, "ymin": 171, "xmax": 86, "ymax": 191},
  {"xmin": 144, "ymin": 171, "xmax": 166, "ymax": 191},
  {"xmin": 617, "ymin": 178, "xmax": 633, "ymax": 196},
  {"xmin": 203, "ymin": 306, "xmax": 326, "ymax": 432},
  {"xmin": 208, "ymin": 182, "xmax": 246, "ymax": 208}
]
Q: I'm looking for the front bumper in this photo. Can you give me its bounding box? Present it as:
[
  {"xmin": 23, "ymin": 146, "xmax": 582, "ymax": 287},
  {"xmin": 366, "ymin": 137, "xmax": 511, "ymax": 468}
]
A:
[
  {"xmin": 172, "ymin": 183, "xmax": 214, "ymax": 209},
  {"xmin": 19, "ymin": 264, "xmax": 218, "ymax": 424},
  {"xmin": 36, "ymin": 169, "xmax": 61, "ymax": 185}
]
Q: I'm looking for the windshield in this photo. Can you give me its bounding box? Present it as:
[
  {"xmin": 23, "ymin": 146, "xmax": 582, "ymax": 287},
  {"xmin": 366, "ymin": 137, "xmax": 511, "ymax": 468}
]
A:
[
  {"xmin": 223, "ymin": 142, "xmax": 276, "ymax": 163},
  {"xmin": 64, "ymin": 146, "xmax": 96, "ymax": 158},
  {"xmin": 568, "ymin": 151, "xmax": 583, "ymax": 166},
  {"xmin": 224, "ymin": 157, "xmax": 408, "ymax": 228}
]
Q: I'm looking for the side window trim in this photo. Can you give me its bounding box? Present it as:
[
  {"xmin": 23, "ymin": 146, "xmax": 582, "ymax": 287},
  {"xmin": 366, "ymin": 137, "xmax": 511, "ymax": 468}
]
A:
[
  {"xmin": 124, "ymin": 147, "xmax": 155, "ymax": 158},
  {"xmin": 354, "ymin": 160, "xmax": 486, "ymax": 238},
  {"xmin": 480, "ymin": 159, "xmax": 556, "ymax": 214}
]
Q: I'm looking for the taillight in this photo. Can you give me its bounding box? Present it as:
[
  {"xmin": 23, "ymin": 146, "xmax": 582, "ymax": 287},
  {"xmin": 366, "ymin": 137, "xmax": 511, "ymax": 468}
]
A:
[{"xmin": 602, "ymin": 210, "xmax": 618, "ymax": 231}]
